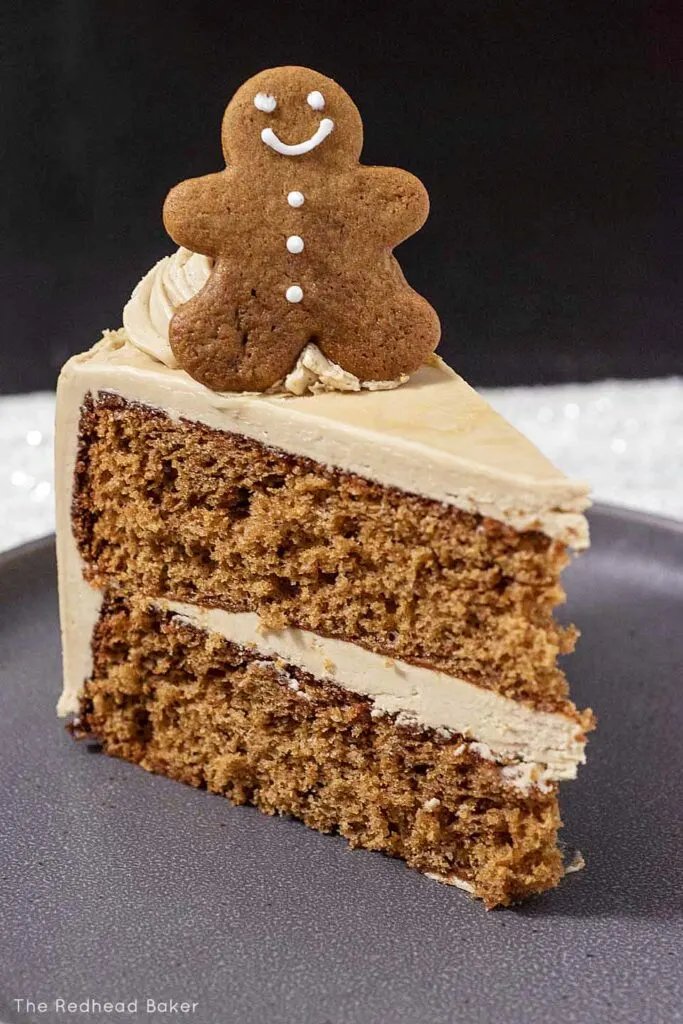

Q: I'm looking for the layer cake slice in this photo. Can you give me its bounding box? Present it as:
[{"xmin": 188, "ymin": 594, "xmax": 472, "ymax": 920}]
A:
[{"xmin": 56, "ymin": 331, "xmax": 593, "ymax": 907}]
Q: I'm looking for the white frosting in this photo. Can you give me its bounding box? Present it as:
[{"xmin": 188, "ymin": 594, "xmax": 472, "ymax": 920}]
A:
[
  {"xmin": 499, "ymin": 761, "xmax": 554, "ymax": 794},
  {"xmin": 254, "ymin": 92, "xmax": 277, "ymax": 113},
  {"xmin": 462, "ymin": 740, "xmax": 553, "ymax": 792},
  {"xmin": 424, "ymin": 873, "xmax": 476, "ymax": 894},
  {"xmin": 307, "ymin": 90, "xmax": 325, "ymax": 110},
  {"xmin": 469, "ymin": 741, "xmax": 497, "ymax": 762},
  {"xmin": 564, "ymin": 850, "xmax": 586, "ymax": 874},
  {"xmin": 122, "ymin": 248, "xmax": 410, "ymax": 396},
  {"xmin": 261, "ymin": 118, "xmax": 334, "ymax": 156},
  {"xmin": 286, "ymin": 235, "xmax": 304, "ymax": 253},
  {"xmin": 282, "ymin": 343, "xmax": 403, "ymax": 395},
  {"xmin": 287, "ymin": 191, "xmax": 305, "ymax": 207}
]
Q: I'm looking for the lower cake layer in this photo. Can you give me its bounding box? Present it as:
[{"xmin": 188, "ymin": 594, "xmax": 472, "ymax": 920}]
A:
[{"xmin": 73, "ymin": 594, "xmax": 566, "ymax": 908}]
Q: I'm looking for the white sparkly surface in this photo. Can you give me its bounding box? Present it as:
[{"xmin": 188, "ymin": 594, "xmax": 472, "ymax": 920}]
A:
[
  {"xmin": 0, "ymin": 379, "xmax": 681, "ymax": 554},
  {"xmin": 482, "ymin": 378, "xmax": 683, "ymax": 522},
  {"xmin": 1, "ymin": 392, "xmax": 58, "ymax": 554}
]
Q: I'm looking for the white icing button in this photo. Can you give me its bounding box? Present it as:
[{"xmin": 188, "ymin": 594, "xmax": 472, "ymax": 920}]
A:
[
  {"xmin": 254, "ymin": 92, "xmax": 277, "ymax": 113},
  {"xmin": 307, "ymin": 90, "xmax": 325, "ymax": 110},
  {"xmin": 286, "ymin": 235, "xmax": 304, "ymax": 254},
  {"xmin": 286, "ymin": 285, "xmax": 304, "ymax": 303},
  {"xmin": 287, "ymin": 191, "xmax": 305, "ymax": 207}
]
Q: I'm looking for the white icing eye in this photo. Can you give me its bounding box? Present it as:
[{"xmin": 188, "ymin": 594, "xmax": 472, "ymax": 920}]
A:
[
  {"xmin": 254, "ymin": 93, "xmax": 277, "ymax": 113},
  {"xmin": 307, "ymin": 90, "xmax": 325, "ymax": 111}
]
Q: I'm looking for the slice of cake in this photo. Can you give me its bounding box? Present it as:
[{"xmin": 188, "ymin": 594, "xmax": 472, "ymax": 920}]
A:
[{"xmin": 56, "ymin": 66, "xmax": 593, "ymax": 908}]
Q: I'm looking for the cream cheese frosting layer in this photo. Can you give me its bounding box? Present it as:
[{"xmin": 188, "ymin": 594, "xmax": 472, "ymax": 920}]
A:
[
  {"xmin": 122, "ymin": 248, "xmax": 407, "ymax": 396},
  {"xmin": 56, "ymin": 331, "xmax": 590, "ymax": 546},
  {"xmin": 151, "ymin": 599, "xmax": 586, "ymax": 783}
]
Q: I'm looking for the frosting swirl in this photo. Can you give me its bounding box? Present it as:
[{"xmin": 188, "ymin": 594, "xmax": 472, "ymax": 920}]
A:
[
  {"xmin": 123, "ymin": 248, "xmax": 211, "ymax": 369},
  {"xmin": 122, "ymin": 248, "xmax": 407, "ymax": 395}
]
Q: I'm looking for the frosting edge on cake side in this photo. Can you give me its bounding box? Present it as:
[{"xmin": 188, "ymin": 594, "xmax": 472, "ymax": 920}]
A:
[{"xmin": 55, "ymin": 360, "xmax": 104, "ymax": 717}]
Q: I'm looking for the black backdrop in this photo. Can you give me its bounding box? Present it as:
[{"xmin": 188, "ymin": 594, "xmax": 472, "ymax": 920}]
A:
[{"xmin": 1, "ymin": 0, "xmax": 680, "ymax": 393}]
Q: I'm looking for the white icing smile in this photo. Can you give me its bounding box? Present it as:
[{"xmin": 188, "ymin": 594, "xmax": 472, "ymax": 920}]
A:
[{"xmin": 261, "ymin": 117, "xmax": 334, "ymax": 156}]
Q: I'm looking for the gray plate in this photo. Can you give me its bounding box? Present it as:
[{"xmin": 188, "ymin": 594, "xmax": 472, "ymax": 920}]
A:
[{"xmin": 1, "ymin": 505, "xmax": 682, "ymax": 1024}]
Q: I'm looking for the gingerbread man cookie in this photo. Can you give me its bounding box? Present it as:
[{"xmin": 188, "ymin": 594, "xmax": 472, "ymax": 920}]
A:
[{"xmin": 163, "ymin": 66, "xmax": 441, "ymax": 392}]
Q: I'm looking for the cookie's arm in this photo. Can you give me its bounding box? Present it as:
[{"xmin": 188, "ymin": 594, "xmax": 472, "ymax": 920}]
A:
[
  {"xmin": 353, "ymin": 166, "xmax": 430, "ymax": 247},
  {"xmin": 163, "ymin": 171, "xmax": 230, "ymax": 255}
]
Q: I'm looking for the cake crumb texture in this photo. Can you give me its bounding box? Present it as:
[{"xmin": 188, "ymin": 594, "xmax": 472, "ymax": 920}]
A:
[
  {"xmin": 77, "ymin": 596, "xmax": 565, "ymax": 908},
  {"xmin": 73, "ymin": 394, "xmax": 580, "ymax": 713}
]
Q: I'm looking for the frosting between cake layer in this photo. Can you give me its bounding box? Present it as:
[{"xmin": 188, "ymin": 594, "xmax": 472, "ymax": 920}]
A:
[
  {"xmin": 122, "ymin": 248, "xmax": 407, "ymax": 396},
  {"xmin": 55, "ymin": 577, "xmax": 585, "ymax": 784},
  {"xmin": 56, "ymin": 331, "xmax": 590, "ymax": 546},
  {"xmin": 156, "ymin": 599, "xmax": 586, "ymax": 782}
]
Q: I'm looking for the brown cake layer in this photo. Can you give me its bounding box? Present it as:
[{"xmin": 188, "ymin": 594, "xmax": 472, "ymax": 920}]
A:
[
  {"xmin": 75, "ymin": 595, "xmax": 565, "ymax": 908},
  {"xmin": 72, "ymin": 392, "xmax": 582, "ymax": 714}
]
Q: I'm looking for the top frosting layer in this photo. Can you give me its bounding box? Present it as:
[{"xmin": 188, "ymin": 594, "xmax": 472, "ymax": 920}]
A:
[
  {"xmin": 123, "ymin": 249, "xmax": 408, "ymax": 396},
  {"xmin": 60, "ymin": 331, "xmax": 590, "ymax": 547}
]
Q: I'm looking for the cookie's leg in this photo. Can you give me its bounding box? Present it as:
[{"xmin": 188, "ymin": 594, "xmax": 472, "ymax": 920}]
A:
[
  {"xmin": 318, "ymin": 279, "xmax": 441, "ymax": 383},
  {"xmin": 169, "ymin": 264, "xmax": 310, "ymax": 392}
]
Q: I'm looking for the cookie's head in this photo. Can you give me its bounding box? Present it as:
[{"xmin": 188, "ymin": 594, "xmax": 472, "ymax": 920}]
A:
[{"xmin": 222, "ymin": 66, "xmax": 363, "ymax": 169}]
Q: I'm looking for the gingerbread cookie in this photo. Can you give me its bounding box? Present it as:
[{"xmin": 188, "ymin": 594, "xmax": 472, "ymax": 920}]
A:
[{"xmin": 163, "ymin": 66, "xmax": 440, "ymax": 392}]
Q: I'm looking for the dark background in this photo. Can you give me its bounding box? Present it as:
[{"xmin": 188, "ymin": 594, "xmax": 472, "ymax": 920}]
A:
[{"xmin": 1, "ymin": 0, "xmax": 680, "ymax": 394}]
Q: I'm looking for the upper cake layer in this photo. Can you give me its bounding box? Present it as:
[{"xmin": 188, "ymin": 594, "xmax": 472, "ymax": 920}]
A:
[{"xmin": 58, "ymin": 331, "xmax": 589, "ymax": 547}]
